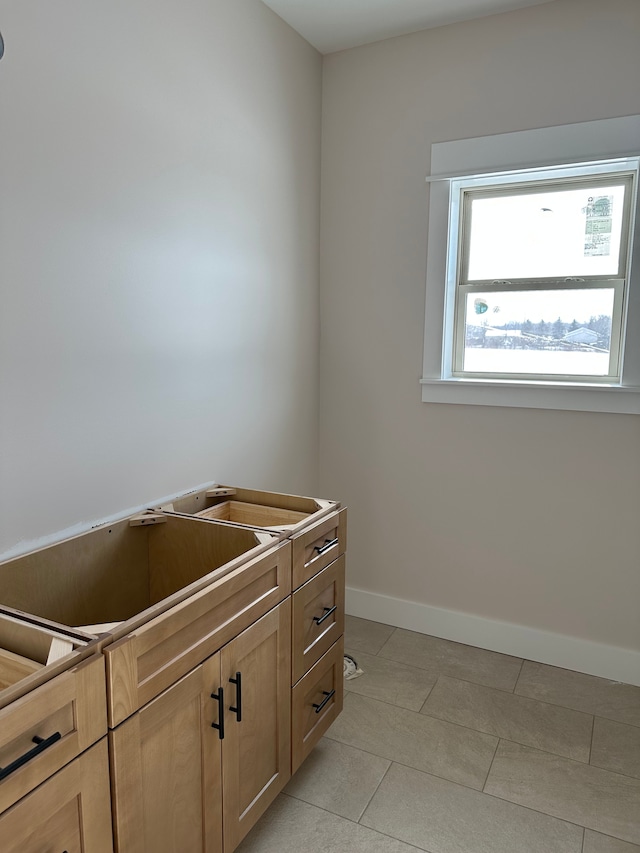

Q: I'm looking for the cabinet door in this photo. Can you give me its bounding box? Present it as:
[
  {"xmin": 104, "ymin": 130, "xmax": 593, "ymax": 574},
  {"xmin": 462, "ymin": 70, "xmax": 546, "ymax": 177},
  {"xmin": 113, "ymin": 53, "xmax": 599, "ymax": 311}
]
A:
[
  {"xmin": 110, "ymin": 655, "xmax": 223, "ymax": 853},
  {"xmin": 0, "ymin": 738, "xmax": 113, "ymax": 853},
  {"xmin": 221, "ymin": 600, "xmax": 291, "ymax": 851}
]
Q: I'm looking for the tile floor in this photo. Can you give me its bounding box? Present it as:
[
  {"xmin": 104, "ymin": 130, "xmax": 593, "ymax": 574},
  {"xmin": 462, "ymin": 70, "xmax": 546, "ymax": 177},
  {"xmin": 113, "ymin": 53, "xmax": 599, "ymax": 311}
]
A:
[{"xmin": 238, "ymin": 616, "xmax": 640, "ymax": 853}]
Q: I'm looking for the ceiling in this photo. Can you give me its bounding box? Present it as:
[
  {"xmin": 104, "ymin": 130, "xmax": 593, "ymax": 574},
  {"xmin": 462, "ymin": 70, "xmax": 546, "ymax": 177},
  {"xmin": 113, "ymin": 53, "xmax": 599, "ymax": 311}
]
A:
[{"xmin": 260, "ymin": 0, "xmax": 556, "ymax": 54}]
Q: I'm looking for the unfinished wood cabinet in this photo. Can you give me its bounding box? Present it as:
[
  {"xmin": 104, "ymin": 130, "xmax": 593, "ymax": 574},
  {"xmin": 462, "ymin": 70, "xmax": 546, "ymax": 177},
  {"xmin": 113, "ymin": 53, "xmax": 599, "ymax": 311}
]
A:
[
  {"xmin": 0, "ymin": 482, "xmax": 346, "ymax": 853},
  {"xmin": 0, "ymin": 738, "xmax": 113, "ymax": 853},
  {"xmin": 110, "ymin": 599, "xmax": 291, "ymax": 853}
]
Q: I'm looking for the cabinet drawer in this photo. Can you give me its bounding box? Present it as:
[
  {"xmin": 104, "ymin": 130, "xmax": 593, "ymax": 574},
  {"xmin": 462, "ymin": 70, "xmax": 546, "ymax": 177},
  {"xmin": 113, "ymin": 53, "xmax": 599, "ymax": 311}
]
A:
[
  {"xmin": 291, "ymin": 509, "xmax": 347, "ymax": 590},
  {"xmin": 0, "ymin": 654, "xmax": 107, "ymax": 813},
  {"xmin": 105, "ymin": 541, "xmax": 291, "ymax": 727},
  {"xmin": 0, "ymin": 738, "xmax": 113, "ymax": 853},
  {"xmin": 291, "ymin": 637, "xmax": 344, "ymax": 774},
  {"xmin": 292, "ymin": 556, "xmax": 345, "ymax": 685}
]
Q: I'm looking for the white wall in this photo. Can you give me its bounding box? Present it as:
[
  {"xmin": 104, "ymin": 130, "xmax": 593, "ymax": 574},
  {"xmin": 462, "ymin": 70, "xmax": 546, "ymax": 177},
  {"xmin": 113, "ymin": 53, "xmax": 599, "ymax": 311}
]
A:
[
  {"xmin": 0, "ymin": 0, "xmax": 322, "ymax": 556},
  {"xmin": 319, "ymin": 0, "xmax": 640, "ymax": 678}
]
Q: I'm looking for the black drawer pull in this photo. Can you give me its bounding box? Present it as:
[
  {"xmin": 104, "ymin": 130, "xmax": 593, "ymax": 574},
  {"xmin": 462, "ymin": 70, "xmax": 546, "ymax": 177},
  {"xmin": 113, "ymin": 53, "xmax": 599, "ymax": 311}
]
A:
[
  {"xmin": 229, "ymin": 672, "xmax": 242, "ymax": 722},
  {"xmin": 313, "ymin": 605, "xmax": 337, "ymax": 626},
  {"xmin": 0, "ymin": 731, "xmax": 62, "ymax": 781},
  {"xmin": 313, "ymin": 537, "xmax": 339, "ymax": 556},
  {"xmin": 312, "ymin": 690, "xmax": 335, "ymax": 714},
  {"xmin": 211, "ymin": 687, "xmax": 225, "ymax": 739}
]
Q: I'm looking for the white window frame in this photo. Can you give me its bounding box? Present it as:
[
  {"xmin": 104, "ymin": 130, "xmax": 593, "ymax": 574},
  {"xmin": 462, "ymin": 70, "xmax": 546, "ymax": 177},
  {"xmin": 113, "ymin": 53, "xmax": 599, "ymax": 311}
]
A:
[{"xmin": 421, "ymin": 116, "xmax": 640, "ymax": 414}]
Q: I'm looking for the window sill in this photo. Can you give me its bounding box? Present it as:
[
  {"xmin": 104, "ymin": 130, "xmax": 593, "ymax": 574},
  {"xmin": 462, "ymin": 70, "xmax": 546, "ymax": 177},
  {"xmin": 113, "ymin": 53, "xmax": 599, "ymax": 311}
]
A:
[{"xmin": 420, "ymin": 377, "xmax": 640, "ymax": 414}]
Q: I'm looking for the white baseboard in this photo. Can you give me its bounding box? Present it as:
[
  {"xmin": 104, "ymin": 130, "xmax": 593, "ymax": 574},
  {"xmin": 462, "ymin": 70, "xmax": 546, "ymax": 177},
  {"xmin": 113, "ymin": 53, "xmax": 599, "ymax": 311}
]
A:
[{"xmin": 346, "ymin": 586, "xmax": 640, "ymax": 687}]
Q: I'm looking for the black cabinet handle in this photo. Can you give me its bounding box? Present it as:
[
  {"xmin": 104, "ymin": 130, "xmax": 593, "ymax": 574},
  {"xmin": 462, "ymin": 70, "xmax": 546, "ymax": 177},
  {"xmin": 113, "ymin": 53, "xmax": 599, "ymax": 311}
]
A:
[
  {"xmin": 312, "ymin": 690, "xmax": 335, "ymax": 714},
  {"xmin": 313, "ymin": 538, "xmax": 339, "ymax": 556},
  {"xmin": 229, "ymin": 672, "xmax": 242, "ymax": 722},
  {"xmin": 0, "ymin": 731, "xmax": 62, "ymax": 781},
  {"xmin": 211, "ymin": 687, "xmax": 225, "ymax": 739},
  {"xmin": 313, "ymin": 605, "xmax": 337, "ymax": 626}
]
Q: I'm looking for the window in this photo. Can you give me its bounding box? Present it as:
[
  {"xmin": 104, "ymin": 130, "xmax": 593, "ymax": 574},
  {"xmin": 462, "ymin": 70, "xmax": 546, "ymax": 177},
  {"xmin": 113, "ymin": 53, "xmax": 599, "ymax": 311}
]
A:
[
  {"xmin": 448, "ymin": 164, "xmax": 635, "ymax": 384},
  {"xmin": 421, "ymin": 116, "xmax": 640, "ymax": 414}
]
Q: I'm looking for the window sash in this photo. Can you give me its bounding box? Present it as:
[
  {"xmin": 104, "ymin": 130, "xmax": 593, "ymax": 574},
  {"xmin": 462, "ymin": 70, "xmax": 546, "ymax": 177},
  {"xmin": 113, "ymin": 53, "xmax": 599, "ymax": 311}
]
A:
[
  {"xmin": 457, "ymin": 172, "xmax": 635, "ymax": 285},
  {"xmin": 451, "ymin": 279, "xmax": 626, "ymax": 383}
]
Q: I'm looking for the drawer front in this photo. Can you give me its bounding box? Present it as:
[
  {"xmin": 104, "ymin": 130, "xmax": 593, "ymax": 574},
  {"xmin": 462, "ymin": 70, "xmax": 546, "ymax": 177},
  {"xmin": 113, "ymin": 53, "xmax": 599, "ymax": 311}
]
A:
[
  {"xmin": 0, "ymin": 655, "xmax": 107, "ymax": 813},
  {"xmin": 291, "ymin": 637, "xmax": 344, "ymax": 774},
  {"xmin": 292, "ymin": 556, "xmax": 345, "ymax": 685},
  {"xmin": 105, "ymin": 542, "xmax": 291, "ymax": 727},
  {"xmin": 0, "ymin": 738, "xmax": 113, "ymax": 853},
  {"xmin": 291, "ymin": 509, "xmax": 347, "ymax": 590}
]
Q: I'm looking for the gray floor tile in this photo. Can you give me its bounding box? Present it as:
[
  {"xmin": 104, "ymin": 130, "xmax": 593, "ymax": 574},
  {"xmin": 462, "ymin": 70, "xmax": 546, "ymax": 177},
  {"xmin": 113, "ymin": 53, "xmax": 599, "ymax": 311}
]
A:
[
  {"xmin": 591, "ymin": 717, "xmax": 640, "ymax": 779},
  {"xmin": 284, "ymin": 737, "xmax": 390, "ymax": 821},
  {"xmin": 344, "ymin": 615, "xmax": 396, "ymax": 655},
  {"xmin": 236, "ymin": 793, "xmax": 423, "ymax": 853},
  {"xmin": 360, "ymin": 762, "xmax": 583, "ymax": 853},
  {"xmin": 378, "ymin": 628, "xmax": 523, "ymax": 691},
  {"xmin": 326, "ymin": 692, "xmax": 497, "ymax": 790},
  {"xmin": 584, "ymin": 830, "xmax": 640, "ymax": 852},
  {"xmin": 515, "ymin": 661, "xmax": 640, "ymax": 727},
  {"xmin": 421, "ymin": 675, "xmax": 593, "ymax": 761},
  {"xmin": 485, "ymin": 740, "xmax": 640, "ymax": 845},
  {"xmin": 344, "ymin": 648, "xmax": 436, "ymax": 711}
]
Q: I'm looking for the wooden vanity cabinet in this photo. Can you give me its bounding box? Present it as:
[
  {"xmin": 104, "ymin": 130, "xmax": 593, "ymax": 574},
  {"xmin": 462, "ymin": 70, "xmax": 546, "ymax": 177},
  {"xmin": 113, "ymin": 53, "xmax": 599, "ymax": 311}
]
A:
[{"xmin": 110, "ymin": 600, "xmax": 291, "ymax": 853}]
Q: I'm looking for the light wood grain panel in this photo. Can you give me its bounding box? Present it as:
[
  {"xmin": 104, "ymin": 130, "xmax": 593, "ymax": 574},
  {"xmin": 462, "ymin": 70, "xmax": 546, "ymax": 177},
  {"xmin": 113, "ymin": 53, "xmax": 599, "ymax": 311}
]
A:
[
  {"xmin": 292, "ymin": 509, "xmax": 347, "ymax": 590},
  {"xmin": 292, "ymin": 637, "xmax": 344, "ymax": 774},
  {"xmin": 0, "ymin": 654, "xmax": 107, "ymax": 812},
  {"xmin": 110, "ymin": 657, "xmax": 222, "ymax": 853},
  {"xmin": 148, "ymin": 515, "xmax": 272, "ymax": 603},
  {"xmin": 0, "ymin": 648, "xmax": 42, "ymax": 690},
  {"xmin": 0, "ymin": 738, "xmax": 113, "ymax": 853},
  {"xmin": 0, "ymin": 520, "xmax": 149, "ymax": 626},
  {"xmin": 292, "ymin": 556, "xmax": 345, "ymax": 684},
  {"xmin": 105, "ymin": 542, "xmax": 291, "ymax": 727},
  {"xmin": 221, "ymin": 600, "xmax": 292, "ymax": 852}
]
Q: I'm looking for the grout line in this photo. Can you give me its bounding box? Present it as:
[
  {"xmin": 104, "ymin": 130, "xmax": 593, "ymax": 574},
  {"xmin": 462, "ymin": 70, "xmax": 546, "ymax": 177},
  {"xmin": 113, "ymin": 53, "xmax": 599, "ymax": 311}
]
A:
[
  {"xmin": 581, "ymin": 826, "xmax": 586, "ymax": 853},
  {"xmin": 482, "ymin": 737, "xmax": 501, "ymax": 792},
  {"xmin": 373, "ymin": 627, "xmax": 398, "ymax": 658},
  {"xmin": 357, "ymin": 760, "xmax": 393, "ymax": 823},
  {"xmin": 280, "ymin": 788, "xmax": 431, "ymax": 852},
  {"xmin": 418, "ymin": 677, "xmax": 439, "ymax": 713},
  {"xmin": 588, "ymin": 714, "xmax": 596, "ymax": 766},
  {"xmin": 512, "ymin": 658, "xmax": 525, "ymax": 693}
]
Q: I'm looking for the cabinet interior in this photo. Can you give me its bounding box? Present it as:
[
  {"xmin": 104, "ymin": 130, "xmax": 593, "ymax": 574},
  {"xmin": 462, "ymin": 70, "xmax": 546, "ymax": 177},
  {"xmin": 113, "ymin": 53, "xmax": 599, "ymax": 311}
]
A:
[
  {"xmin": 0, "ymin": 612, "xmax": 87, "ymax": 691},
  {"xmin": 0, "ymin": 516, "xmax": 268, "ymax": 629},
  {"xmin": 169, "ymin": 487, "xmax": 322, "ymax": 528}
]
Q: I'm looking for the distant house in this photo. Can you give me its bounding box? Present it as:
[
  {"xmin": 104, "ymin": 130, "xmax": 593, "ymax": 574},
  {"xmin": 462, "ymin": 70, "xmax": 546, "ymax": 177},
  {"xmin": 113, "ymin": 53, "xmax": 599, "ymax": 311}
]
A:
[{"xmin": 563, "ymin": 327, "xmax": 599, "ymax": 344}]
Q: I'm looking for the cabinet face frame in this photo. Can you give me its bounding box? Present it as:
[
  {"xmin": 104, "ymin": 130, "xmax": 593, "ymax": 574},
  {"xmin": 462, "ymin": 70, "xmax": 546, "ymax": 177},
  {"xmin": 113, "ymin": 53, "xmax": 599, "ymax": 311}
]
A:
[{"xmin": 0, "ymin": 738, "xmax": 113, "ymax": 853}]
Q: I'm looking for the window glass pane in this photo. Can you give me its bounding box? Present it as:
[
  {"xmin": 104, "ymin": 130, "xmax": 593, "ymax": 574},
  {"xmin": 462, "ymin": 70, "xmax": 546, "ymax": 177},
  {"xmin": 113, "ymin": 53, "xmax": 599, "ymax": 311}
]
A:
[
  {"xmin": 466, "ymin": 183, "xmax": 627, "ymax": 280},
  {"xmin": 462, "ymin": 288, "xmax": 615, "ymax": 376}
]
